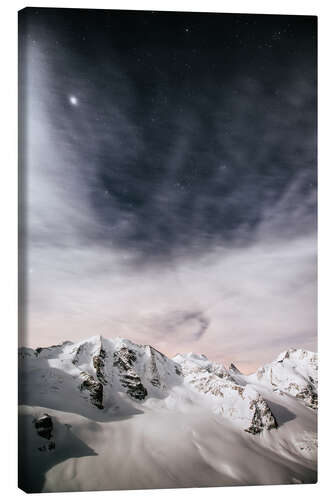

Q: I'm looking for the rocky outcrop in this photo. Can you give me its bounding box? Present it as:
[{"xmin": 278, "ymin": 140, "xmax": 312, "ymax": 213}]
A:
[
  {"xmin": 245, "ymin": 397, "xmax": 277, "ymax": 434},
  {"xmin": 80, "ymin": 373, "xmax": 104, "ymax": 409},
  {"xmin": 34, "ymin": 413, "xmax": 53, "ymax": 439},
  {"xmin": 174, "ymin": 364, "xmax": 182, "ymax": 376},
  {"xmin": 113, "ymin": 347, "xmax": 148, "ymax": 400},
  {"xmin": 296, "ymin": 383, "xmax": 318, "ymax": 410},
  {"xmin": 34, "ymin": 413, "xmax": 56, "ymax": 451},
  {"xmin": 93, "ymin": 346, "xmax": 108, "ymax": 385}
]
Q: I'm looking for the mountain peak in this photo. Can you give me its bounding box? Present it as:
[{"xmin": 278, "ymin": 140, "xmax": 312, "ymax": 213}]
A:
[
  {"xmin": 275, "ymin": 348, "xmax": 317, "ymax": 364},
  {"xmin": 229, "ymin": 363, "xmax": 242, "ymax": 374}
]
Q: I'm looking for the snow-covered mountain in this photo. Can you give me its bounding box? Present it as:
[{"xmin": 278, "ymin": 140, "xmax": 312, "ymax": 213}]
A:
[
  {"xmin": 18, "ymin": 336, "xmax": 318, "ymax": 492},
  {"xmin": 250, "ymin": 348, "xmax": 318, "ymax": 409},
  {"xmin": 173, "ymin": 352, "xmax": 277, "ymax": 433}
]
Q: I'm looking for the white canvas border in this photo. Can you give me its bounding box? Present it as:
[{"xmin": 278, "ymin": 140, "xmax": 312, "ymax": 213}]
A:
[{"xmin": 1, "ymin": 0, "xmax": 331, "ymax": 498}]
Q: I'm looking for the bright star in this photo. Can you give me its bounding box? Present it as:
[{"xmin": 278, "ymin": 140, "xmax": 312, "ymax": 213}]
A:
[{"xmin": 69, "ymin": 95, "xmax": 78, "ymax": 106}]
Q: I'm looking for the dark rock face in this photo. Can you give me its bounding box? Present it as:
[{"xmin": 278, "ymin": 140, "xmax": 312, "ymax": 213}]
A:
[
  {"xmin": 93, "ymin": 347, "xmax": 108, "ymax": 385},
  {"xmin": 296, "ymin": 384, "xmax": 318, "ymax": 410},
  {"xmin": 113, "ymin": 347, "xmax": 148, "ymax": 400},
  {"xmin": 174, "ymin": 365, "xmax": 182, "ymax": 376},
  {"xmin": 285, "ymin": 381, "xmax": 318, "ymax": 410},
  {"xmin": 150, "ymin": 377, "xmax": 160, "ymax": 387},
  {"xmin": 113, "ymin": 347, "xmax": 137, "ymax": 369},
  {"xmin": 121, "ymin": 373, "xmax": 148, "ymax": 400},
  {"xmin": 245, "ymin": 399, "xmax": 278, "ymax": 434},
  {"xmin": 34, "ymin": 414, "xmax": 53, "ymax": 440},
  {"xmin": 148, "ymin": 347, "xmax": 161, "ymax": 387},
  {"xmin": 80, "ymin": 373, "xmax": 104, "ymax": 409},
  {"xmin": 229, "ymin": 363, "xmax": 242, "ymax": 374}
]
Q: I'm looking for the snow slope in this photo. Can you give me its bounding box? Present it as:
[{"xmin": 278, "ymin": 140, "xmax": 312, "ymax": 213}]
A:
[{"xmin": 18, "ymin": 337, "xmax": 317, "ymax": 492}]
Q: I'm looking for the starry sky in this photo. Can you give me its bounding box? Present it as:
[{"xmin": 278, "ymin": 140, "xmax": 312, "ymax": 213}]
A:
[{"xmin": 19, "ymin": 8, "xmax": 317, "ymax": 372}]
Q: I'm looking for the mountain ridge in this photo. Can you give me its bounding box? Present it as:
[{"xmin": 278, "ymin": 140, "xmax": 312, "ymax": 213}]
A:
[
  {"xmin": 19, "ymin": 335, "xmax": 317, "ymax": 431},
  {"xmin": 18, "ymin": 335, "xmax": 318, "ymax": 492}
]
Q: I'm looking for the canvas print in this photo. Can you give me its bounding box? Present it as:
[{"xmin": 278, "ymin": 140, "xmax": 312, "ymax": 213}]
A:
[{"xmin": 18, "ymin": 8, "xmax": 317, "ymax": 493}]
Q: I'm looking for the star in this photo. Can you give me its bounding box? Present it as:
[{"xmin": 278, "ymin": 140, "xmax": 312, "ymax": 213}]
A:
[{"xmin": 69, "ymin": 95, "xmax": 79, "ymax": 106}]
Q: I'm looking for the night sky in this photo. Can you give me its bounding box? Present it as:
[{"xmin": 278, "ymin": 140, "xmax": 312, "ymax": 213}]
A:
[{"xmin": 19, "ymin": 8, "xmax": 317, "ymax": 372}]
